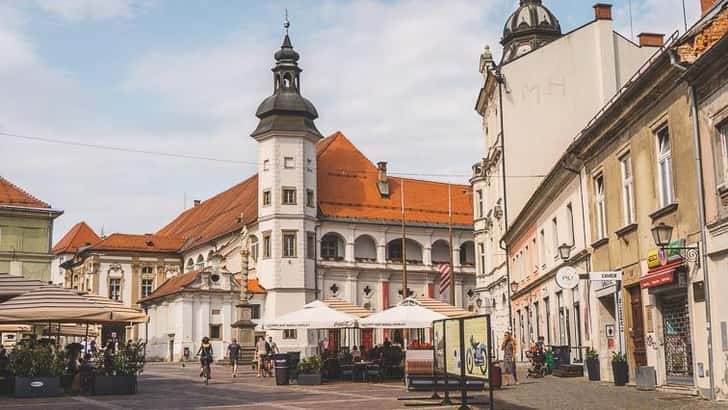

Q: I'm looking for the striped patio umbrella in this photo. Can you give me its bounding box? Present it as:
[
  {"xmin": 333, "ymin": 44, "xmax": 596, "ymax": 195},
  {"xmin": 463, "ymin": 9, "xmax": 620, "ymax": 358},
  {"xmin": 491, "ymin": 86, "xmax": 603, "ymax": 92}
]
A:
[
  {"xmin": 83, "ymin": 294, "xmax": 147, "ymax": 323},
  {"xmin": 0, "ymin": 285, "xmax": 111, "ymax": 323}
]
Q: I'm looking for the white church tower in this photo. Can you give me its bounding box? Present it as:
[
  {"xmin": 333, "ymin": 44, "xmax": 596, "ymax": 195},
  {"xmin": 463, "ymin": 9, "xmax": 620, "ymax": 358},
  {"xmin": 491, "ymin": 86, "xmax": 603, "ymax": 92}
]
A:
[{"xmin": 251, "ymin": 22, "xmax": 322, "ymax": 352}]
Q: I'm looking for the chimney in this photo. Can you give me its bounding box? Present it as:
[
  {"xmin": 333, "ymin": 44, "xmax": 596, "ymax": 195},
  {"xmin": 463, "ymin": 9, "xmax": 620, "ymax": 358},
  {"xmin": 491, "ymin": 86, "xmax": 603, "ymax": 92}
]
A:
[
  {"xmin": 593, "ymin": 3, "xmax": 613, "ymax": 20},
  {"xmin": 701, "ymin": 0, "xmax": 717, "ymax": 15},
  {"xmin": 376, "ymin": 161, "xmax": 390, "ymax": 197},
  {"xmin": 638, "ymin": 33, "xmax": 665, "ymax": 47},
  {"xmin": 193, "ymin": 199, "xmax": 201, "ymax": 207}
]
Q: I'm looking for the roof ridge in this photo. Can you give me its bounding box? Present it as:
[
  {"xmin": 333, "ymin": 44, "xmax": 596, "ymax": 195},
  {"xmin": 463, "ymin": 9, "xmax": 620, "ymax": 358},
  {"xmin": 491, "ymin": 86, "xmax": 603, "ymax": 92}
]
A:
[
  {"xmin": 0, "ymin": 175, "xmax": 50, "ymax": 208},
  {"xmin": 318, "ymin": 131, "xmax": 376, "ymax": 171}
]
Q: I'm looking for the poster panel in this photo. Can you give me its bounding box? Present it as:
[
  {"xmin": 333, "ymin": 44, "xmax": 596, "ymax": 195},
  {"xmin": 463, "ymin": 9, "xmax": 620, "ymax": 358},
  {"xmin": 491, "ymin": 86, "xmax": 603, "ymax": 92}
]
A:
[
  {"xmin": 445, "ymin": 319, "xmax": 462, "ymax": 376},
  {"xmin": 463, "ymin": 316, "xmax": 489, "ymax": 379},
  {"xmin": 433, "ymin": 320, "xmax": 445, "ymax": 374}
]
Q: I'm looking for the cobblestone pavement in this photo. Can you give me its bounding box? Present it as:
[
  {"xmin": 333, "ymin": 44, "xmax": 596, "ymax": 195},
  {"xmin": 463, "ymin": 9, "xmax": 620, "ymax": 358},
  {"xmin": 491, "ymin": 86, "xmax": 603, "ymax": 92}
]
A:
[{"xmin": 0, "ymin": 362, "xmax": 726, "ymax": 409}]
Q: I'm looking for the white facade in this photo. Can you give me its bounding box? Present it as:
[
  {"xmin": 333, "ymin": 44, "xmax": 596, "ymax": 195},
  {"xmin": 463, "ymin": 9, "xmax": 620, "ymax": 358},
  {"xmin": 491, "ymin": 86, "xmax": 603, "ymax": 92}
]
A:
[{"xmin": 472, "ymin": 4, "xmax": 659, "ymax": 344}]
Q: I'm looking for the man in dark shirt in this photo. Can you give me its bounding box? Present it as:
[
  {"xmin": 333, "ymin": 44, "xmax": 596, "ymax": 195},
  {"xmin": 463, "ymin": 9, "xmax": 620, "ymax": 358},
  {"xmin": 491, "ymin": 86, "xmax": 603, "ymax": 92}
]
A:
[{"xmin": 227, "ymin": 339, "xmax": 241, "ymax": 378}]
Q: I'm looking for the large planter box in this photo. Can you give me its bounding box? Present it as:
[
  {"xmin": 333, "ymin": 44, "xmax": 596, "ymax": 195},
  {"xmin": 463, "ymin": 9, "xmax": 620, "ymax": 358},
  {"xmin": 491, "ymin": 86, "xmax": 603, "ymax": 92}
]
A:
[
  {"xmin": 297, "ymin": 373, "xmax": 322, "ymax": 385},
  {"xmin": 586, "ymin": 358, "xmax": 600, "ymax": 381},
  {"xmin": 94, "ymin": 375, "xmax": 138, "ymax": 395},
  {"xmin": 14, "ymin": 376, "xmax": 62, "ymax": 398},
  {"xmin": 612, "ymin": 362, "xmax": 629, "ymax": 386}
]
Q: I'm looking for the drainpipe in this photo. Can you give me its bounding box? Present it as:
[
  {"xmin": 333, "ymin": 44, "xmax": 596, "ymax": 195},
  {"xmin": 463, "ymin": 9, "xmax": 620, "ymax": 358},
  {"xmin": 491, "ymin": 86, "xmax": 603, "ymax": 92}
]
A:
[
  {"xmin": 670, "ymin": 50, "xmax": 715, "ymax": 400},
  {"xmin": 494, "ymin": 66, "xmax": 513, "ymax": 333}
]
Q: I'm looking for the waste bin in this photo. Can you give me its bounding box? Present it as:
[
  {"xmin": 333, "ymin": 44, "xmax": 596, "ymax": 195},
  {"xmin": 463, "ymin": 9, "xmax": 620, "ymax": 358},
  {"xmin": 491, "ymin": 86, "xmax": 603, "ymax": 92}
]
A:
[
  {"xmin": 551, "ymin": 345, "xmax": 570, "ymax": 369},
  {"xmin": 273, "ymin": 354, "xmax": 289, "ymax": 385},
  {"xmin": 489, "ymin": 362, "xmax": 502, "ymax": 389},
  {"xmin": 287, "ymin": 352, "xmax": 301, "ymax": 382}
]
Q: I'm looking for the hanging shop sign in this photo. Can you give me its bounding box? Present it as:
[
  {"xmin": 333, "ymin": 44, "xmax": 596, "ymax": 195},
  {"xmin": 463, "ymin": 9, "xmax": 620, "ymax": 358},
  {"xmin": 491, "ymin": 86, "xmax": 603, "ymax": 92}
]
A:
[
  {"xmin": 647, "ymin": 240, "xmax": 685, "ymax": 269},
  {"xmin": 588, "ymin": 271, "xmax": 622, "ymax": 281},
  {"xmin": 556, "ymin": 266, "xmax": 579, "ymax": 290}
]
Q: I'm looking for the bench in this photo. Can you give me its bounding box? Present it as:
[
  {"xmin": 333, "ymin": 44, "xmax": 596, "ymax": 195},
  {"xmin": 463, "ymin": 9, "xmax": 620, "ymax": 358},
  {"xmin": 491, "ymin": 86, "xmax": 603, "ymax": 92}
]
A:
[{"xmin": 406, "ymin": 375, "xmax": 486, "ymax": 393}]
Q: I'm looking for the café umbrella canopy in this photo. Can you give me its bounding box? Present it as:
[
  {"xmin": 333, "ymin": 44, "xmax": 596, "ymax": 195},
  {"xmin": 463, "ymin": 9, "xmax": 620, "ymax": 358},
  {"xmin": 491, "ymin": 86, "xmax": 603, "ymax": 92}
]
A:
[
  {"xmin": 0, "ymin": 285, "xmax": 112, "ymax": 323},
  {"xmin": 83, "ymin": 293, "xmax": 147, "ymax": 323},
  {"xmin": 359, "ymin": 298, "xmax": 447, "ymax": 329},
  {"xmin": 264, "ymin": 300, "xmax": 359, "ymax": 329}
]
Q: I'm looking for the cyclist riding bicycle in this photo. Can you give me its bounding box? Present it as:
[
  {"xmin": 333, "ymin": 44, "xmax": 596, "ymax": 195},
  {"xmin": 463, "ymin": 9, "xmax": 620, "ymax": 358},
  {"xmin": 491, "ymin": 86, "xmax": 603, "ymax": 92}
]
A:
[{"xmin": 196, "ymin": 336, "xmax": 214, "ymax": 379}]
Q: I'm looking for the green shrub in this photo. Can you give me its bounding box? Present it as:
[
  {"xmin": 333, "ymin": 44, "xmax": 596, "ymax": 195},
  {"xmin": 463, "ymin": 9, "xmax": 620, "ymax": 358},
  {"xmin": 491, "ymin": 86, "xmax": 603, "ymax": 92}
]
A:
[
  {"xmin": 297, "ymin": 355, "xmax": 322, "ymax": 374},
  {"xmin": 586, "ymin": 348, "xmax": 599, "ymax": 360},
  {"xmin": 9, "ymin": 341, "xmax": 65, "ymax": 377},
  {"xmin": 611, "ymin": 351, "xmax": 627, "ymax": 364}
]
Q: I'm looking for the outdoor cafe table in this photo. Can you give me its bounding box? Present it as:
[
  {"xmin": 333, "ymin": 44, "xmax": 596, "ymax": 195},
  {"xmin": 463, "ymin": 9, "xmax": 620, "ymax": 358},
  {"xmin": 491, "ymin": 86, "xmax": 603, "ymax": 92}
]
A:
[{"xmin": 352, "ymin": 361, "xmax": 374, "ymax": 382}]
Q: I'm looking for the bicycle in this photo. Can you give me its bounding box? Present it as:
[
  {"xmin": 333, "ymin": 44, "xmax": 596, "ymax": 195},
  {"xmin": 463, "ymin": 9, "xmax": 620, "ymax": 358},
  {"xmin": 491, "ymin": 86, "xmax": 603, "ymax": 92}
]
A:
[{"xmin": 198, "ymin": 355, "xmax": 212, "ymax": 385}]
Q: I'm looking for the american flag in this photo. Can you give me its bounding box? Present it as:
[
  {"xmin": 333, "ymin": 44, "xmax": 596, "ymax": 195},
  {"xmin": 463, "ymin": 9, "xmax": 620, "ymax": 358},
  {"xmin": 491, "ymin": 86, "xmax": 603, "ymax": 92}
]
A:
[{"xmin": 438, "ymin": 263, "xmax": 452, "ymax": 295}]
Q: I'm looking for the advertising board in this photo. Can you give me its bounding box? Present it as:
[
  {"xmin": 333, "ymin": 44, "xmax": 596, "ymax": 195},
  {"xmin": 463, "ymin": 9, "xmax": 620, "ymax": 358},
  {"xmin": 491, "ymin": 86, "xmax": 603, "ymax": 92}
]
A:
[
  {"xmin": 433, "ymin": 320, "xmax": 445, "ymax": 375},
  {"xmin": 462, "ymin": 316, "xmax": 489, "ymax": 379},
  {"xmin": 445, "ymin": 319, "xmax": 461, "ymax": 376}
]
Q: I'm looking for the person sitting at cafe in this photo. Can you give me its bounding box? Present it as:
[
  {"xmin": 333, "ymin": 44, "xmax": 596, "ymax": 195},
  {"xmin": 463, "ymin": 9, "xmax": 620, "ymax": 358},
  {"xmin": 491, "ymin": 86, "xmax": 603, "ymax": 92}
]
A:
[{"xmin": 352, "ymin": 345, "xmax": 362, "ymax": 362}]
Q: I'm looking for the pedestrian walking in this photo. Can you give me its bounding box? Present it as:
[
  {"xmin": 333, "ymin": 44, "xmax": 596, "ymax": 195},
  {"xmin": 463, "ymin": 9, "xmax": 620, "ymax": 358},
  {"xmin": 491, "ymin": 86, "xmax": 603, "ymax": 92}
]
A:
[
  {"xmin": 227, "ymin": 338, "xmax": 241, "ymax": 378},
  {"xmin": 501, "ymin": 331, "xmax": 518, "ymax": 386}
]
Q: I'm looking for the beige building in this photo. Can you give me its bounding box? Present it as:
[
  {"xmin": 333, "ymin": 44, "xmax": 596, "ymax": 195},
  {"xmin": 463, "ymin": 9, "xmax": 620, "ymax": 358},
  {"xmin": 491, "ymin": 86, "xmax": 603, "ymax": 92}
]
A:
[
  {"xmin": 472, "ymin": 1, "xmax": 660, "ymax": 349},
  {"xmin": 679, "ymin": 0, "xmax": 728, "ymax": 399},
  {"xmin": 0, "ymin": 176, "xmax": 62, "ymax": 281}
]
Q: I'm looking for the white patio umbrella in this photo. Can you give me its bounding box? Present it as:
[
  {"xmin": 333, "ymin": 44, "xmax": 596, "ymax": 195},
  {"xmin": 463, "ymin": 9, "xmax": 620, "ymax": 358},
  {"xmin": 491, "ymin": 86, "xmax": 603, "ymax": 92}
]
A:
[
  {"xmin": 359, "ymin": 298, "xmax": 447, "ymax": 328},
  {"xmin": 264, "ymin": 300, "xmax": 359, "ymax": 329}
]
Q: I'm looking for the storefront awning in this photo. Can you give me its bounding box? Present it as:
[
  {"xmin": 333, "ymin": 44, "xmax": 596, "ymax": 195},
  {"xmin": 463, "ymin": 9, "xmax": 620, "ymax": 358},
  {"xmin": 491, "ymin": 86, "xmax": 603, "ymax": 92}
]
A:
[{"xmin": 640, "ymin": 261, "xmax": 681, "ymax": 289}]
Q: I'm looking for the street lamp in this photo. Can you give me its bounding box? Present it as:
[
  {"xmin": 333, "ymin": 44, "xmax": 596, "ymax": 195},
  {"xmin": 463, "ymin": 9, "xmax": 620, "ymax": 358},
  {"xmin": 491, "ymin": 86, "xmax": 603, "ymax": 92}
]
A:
[
  {"xmin": 558, "ymin": 243, "xmax": 572, "ymax": 261},
  {"xmin": 650, "ymin": 222, "xmax": 700, "ymax": 264},
  {"xmin": 651, "ymin": 223, "xmax": 674, "ymax": 247}
]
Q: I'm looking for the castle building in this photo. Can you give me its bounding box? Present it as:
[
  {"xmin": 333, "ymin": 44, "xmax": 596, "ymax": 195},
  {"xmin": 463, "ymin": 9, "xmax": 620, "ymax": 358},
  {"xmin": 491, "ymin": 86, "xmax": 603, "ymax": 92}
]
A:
[{"xmin": 55, "ymin": 28, "xmax": 475, "ymax": 359}]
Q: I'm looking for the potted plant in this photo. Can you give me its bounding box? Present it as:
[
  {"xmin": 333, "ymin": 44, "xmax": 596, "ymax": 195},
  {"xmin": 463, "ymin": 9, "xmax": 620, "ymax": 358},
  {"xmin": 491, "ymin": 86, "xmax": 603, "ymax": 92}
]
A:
[
  {"xmin": 611, "ymin": 351, "xmax": 629, "ymax": 386},
  {"xmin": 585, "ymin": 348, "xmax": 600, "ymax": 381},
  {"xmin": 297, "ymin": 355, "xmax": 322, "ymax": 385},
  {"xmin": 10, "ymin": 340, "xmax": 65, "ymax": 398},
  {"xmin": 94, "ymin": 340, "xmax": 145, "ymax": 395}
]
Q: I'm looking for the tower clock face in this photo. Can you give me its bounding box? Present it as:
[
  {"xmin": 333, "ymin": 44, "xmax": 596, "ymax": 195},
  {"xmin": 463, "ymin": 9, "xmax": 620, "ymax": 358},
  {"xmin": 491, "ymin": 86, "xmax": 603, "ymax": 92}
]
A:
[{"xmin": 517, "ymin": 44, "xmax": 532, "ymax": 56}]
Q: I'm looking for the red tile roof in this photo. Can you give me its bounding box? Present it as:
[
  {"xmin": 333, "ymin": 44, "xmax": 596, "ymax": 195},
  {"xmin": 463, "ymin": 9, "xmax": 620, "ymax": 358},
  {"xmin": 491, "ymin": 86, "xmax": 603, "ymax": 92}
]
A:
[
  {"xmin": 151, "ymin": 132, "xmax": 472, "ymax": 252},
  {"xmin": 247, "ymin": 278, "xmax": 266, "ymax": 294},
  {"xmin": 91, "ymin": 233, "xmax": 185, "ymax": 253},
  {"xmin": 316, "ymin": 132, "xmax": 473, "ymax": 226},
  {"xmin": 139, "ymin": 270, "xmax": 198, "ymax": 302},
  {"xmin": 156, "ymin": 175, "xmax": 257, "ymax": 251},
  {"xmin": 52, "ymin": 221, "xmax": 101, "ymax": 255},
  {"xmin": 0, "ymin": 176, "xmax": 50, "ymax": 209}
]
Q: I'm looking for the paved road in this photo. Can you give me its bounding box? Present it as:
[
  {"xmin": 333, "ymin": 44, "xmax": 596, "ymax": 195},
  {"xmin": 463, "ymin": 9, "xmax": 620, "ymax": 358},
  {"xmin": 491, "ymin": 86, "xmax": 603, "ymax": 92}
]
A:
[{"xmin": 0, "ymin": 362, "xmax": 725, "ymax": 409}]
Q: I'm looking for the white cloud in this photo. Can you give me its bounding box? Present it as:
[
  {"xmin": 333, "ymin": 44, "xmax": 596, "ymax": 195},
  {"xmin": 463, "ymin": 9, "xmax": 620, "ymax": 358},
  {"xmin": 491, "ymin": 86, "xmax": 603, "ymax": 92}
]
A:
[
  {"xmin": 35, "ymin": 0, "xmax": 147, "ymax": 21},
  {"xmin": 613, "ymin": 0, "xmax": 701, "ymax": 41}
]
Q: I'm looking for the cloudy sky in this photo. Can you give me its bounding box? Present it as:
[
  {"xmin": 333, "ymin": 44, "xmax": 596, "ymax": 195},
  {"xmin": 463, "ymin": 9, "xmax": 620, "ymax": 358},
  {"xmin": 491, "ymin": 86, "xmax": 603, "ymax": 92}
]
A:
[{"xmin": 0, "ymin": 0, "xmax": 700, "ymax": 242}]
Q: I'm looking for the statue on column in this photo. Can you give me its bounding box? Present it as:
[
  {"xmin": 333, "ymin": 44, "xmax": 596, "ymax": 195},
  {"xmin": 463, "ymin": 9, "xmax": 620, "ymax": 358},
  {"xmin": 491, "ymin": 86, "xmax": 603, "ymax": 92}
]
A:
[{"xmin": 232, "ymin": 215, "xmax": 256, "ymax": 363}]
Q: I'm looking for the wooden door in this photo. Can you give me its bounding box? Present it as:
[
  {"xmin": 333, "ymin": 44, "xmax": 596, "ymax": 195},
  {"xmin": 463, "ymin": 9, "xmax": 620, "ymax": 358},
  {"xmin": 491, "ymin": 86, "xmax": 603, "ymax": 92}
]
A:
[{"xmin": 628, "ymin": 286, "xmax": 647, "ymax": 367}]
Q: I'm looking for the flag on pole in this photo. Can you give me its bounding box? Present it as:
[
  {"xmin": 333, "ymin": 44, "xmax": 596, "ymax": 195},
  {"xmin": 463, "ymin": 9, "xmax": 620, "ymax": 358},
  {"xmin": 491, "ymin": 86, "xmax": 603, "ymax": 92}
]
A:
[{"xmin": 438, "ymin": 263, "xmax": 452, "ymax": 295}]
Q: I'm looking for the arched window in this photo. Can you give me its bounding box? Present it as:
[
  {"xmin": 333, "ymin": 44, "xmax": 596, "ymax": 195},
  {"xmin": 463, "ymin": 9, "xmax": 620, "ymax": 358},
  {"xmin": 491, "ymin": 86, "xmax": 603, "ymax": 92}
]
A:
[
  {"xmin": 283, "ymin": 73, "xmax": 292, "ymax": 88},
  {"xmin": 431, "ymin": 240, "xmax": 450, "ymax": 265},
  {"xmin": 386, "ymin": 238, "xmax": 423, "ymax": 264},
  {"xmin": 186, "ymin": 258, "xmax": 194, "ymax": 272},
  {"xmin": 196, "ymin": 254, "xmax": 204, "ymax": 269},
  {"xmin": 354, "ymin": 235, "xmax": 377, "ymax": 262},
  {"xmin": 321, "ymin": 233, "xmax": 345, "ymax": 260},
  {"xmin": 207, "ymin": 250, "xmax": 214, "ymax": 264}
]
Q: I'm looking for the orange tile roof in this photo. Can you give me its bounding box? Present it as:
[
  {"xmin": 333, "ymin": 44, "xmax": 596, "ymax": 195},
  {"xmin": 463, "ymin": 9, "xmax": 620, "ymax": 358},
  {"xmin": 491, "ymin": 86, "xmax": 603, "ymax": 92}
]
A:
[
  {"xmin": 317, "ymin": 132, "xmax": 473, "ymax": 226},
  {"xmin": 156, "ymin": 175, "xmax": 257, "ymax": 251},
  {"xmin": 52, "ymin": 221, "xmax": 101, "ymax": 255},
  {"xmin": 153, "ymin": 132, "xmax": 472, "ymax": 252},
  {"xmin": 247, "ymin": 278, "xmax": 266, "ymax": 294},
  {"xmin": 140, "ymin": 270, "xmax": 198, "ymax": 302},
  {"xmin": 91, "ymin": 233, "xmax": 185, "ymax": 253},
  {"xmin": 0, "ymin": 176, "xmax": 50, "ymax": 209}
]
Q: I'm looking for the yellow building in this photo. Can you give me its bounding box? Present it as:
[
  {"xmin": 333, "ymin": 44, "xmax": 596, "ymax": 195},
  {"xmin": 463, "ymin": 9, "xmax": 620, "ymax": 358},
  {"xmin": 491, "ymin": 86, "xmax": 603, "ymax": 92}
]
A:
[{"xmin": 0, "ymin": 176, "xmax": 62, "ymax": 281}]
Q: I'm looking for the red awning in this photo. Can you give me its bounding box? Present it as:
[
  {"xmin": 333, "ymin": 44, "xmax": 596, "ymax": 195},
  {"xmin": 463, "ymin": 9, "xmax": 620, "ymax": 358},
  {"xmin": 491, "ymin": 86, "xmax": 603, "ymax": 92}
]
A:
[{"xmin": 640, "ymin": 261, "xmax": 681, "ymax": 289}]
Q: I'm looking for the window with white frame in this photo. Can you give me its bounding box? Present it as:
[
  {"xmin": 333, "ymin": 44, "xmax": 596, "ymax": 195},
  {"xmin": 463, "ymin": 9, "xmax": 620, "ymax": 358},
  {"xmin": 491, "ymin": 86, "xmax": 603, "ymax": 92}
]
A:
[
  {"xmin": 283, "ymin": 231, "xmax": 297, "ymax": 258},
  {"xmin": 263, "ymin": 233, "xmax": 271, "ymax": 258},
  {"xmin": 620, "ymin": 152, "xmax": 636, "ymax": 225},
  {"xmin": 539, "ymin": 229, "xmax": 546, "ymax": 266},
  {"xmin": 719, "ymin": 122, "xmax": 728, "ymax": 182},
  {"xmin": 478, "ymin": 242, "xmax": 486, "ymax": 274},
  {"xmin": 282, "ymin": 188, "xmax": 296, "ymax": 205},
  {"xmin": 262, "ymin": 189, "xmax": 271, "ymax": 206},
  {"xmin": 595, "ymin": 175, "xmax": 607, "ymax": 239},
  {"xmin": 141, "ymin": 278, "xmax": 154, "ymax": 298},
  {"xmin": 476, "ymin": 190, "xmax": 484, "ymax": 218},
  {"xmin": 284, "ymin": 157, "xmax": 295, "ymax": 169},
  {"xmin": 263, "ymin": 159, "xmax": 270, "ymax": 171},
  {"xmin": 250, "ymin": 236, "xmax": 258, "ymax": 261},
  {"xmin": 109, "ymin": 278, "xmax": 121, "ymax": 301},
  {"xmin": 551, "ymin": 217, "xmax": 559, "ymax": 255},
  {"xmin": 656, "ymin": 125, "xmax": 674, "ymax": 207},
  {"xmin": 566, "ymin": 203, "xmax": 575, "ymax": 246}
]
